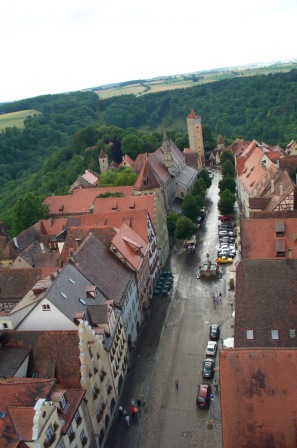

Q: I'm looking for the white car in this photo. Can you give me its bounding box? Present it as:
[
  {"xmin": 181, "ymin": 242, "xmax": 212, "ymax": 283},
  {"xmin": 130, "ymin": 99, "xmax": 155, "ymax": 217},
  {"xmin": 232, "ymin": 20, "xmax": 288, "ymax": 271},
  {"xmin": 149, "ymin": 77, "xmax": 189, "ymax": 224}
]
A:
[{"xmin": 205, "ymin": 341, "xmax": 218, "ymax": 356}]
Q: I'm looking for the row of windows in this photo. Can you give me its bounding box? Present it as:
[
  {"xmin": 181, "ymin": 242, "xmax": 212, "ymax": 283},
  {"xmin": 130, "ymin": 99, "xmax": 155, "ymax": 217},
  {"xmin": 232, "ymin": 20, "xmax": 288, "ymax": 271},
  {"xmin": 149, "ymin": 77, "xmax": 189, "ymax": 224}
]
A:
[{"xmin": 246, "ymin": 329, "xmax": 296, "ymax": 340}]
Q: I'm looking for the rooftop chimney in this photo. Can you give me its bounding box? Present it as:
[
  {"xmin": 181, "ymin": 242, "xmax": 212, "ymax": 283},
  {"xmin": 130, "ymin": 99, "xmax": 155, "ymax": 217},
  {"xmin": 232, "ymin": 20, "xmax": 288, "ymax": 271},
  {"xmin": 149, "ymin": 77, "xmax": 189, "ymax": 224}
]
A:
[{"xmin": 75, "ymin": 238, "xmax": 82, "ymax": 249}]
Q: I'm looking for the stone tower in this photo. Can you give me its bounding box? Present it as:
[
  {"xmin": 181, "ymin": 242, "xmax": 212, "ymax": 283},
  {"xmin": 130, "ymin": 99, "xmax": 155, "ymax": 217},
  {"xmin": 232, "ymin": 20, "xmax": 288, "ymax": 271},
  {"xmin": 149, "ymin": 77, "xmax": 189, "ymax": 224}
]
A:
[
  {"xmin": 98, "ymin": 149, "xmax": 108, "ymax": 174},
  {"xmin": 186, "ymin": 109, "xmax": 205, "ymax": 160}
]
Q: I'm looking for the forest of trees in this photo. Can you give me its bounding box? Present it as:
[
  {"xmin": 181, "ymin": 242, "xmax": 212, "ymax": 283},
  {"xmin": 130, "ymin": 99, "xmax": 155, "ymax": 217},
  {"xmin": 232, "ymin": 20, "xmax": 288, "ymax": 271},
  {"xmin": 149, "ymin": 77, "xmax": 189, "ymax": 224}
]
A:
[{"xmin": 0, "ymin": 69, "xmax": 297, "ymax": 232}]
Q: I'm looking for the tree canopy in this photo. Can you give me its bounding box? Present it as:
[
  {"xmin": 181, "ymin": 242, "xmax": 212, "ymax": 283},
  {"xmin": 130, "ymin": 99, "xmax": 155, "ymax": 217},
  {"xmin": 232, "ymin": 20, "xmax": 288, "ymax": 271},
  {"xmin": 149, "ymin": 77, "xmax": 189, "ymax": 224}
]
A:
[
  {"xmin": 218, "ymin": 189, "xmax": 236, "ymax": 215},
  {"xmin": 99, "ymin": 167, "xmax": 137, "ymax": 187},
  {"xmin": 218, "ymin": 174, "xmax": 236, "ymax": 195},
  {"xmin": 174, "ymin": 216, "xmax": 198, "ymax": 240},
  {"xmin": 11, "ymin": 193, "xmax": 48, "ymax": 236},
  {"xmin": 181, "ymin": 195, "xmax": 199, "ymax": 222}
]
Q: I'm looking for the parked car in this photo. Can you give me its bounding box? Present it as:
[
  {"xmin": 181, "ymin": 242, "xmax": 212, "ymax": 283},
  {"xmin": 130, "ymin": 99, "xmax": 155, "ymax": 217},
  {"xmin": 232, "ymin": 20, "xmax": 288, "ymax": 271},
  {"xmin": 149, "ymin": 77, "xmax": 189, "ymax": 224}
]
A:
[
  {"xmin": 219, "ymin": 244, "xmax": 235, "ymax": 251},
  {"xmin": 197, "ymin": 384, "xmax": 212, "ymax": 408},
  {"xmin": 218, "ymin": 231, "xmax": 228, "ymax": 237},
  {"xmin": 205, "ymin": 340, "xmax": 218, "ymax": 356},
  {"xmin": 202, "ymin": 358, "xmax": 215, "ymax": 378},
  {"xmin": 218, "ymin": 223, "xmax": 233, "ymax": 230},
  {"xmin": 219, "ymin": 214, "xmax": 234, "ymax": 221},
  {"xmin": 209, "ymin": 324, "xmax": 220, "ymax": 340},
  {"xmin": 216, "ymin": 256, "xmax": 233, "ymax": 264},
  {"xmin": 196, "ymin": 216, "xmax": 203, "ymax": 225},
  {"xmin": 220, "ymin": 236, "xmax": 235, "ymax": 244},
  {"xmin": 227, "ymin": 250, "xmax": 236, "ymax": 259},
  {"xmin": 217, "ymin": 248, "xmax": 230, "ymax": 257}
]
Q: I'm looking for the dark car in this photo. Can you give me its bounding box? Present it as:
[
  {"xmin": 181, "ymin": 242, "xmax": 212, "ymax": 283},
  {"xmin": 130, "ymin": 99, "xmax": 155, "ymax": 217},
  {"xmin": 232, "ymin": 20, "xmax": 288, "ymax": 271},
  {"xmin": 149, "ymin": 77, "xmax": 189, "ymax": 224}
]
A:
[
  {"xmin": 209, "ymin": 324, "xmax": 220, "ymax": 340},
  {"xmin": 197, "ymin": 384, "xmax": 212, "ymax": 408},
  {"xmin": 202, "ymin": 358, "xmax": 215, "ymax": 378}
]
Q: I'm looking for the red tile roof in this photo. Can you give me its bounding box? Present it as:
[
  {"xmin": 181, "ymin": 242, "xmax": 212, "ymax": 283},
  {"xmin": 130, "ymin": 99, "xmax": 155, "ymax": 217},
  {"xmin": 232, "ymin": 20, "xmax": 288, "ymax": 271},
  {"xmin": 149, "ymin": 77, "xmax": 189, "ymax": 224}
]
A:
[
  {"xmin": 59, "ymin": 225, "xmax": 117, "ymax": 266},
  {"xmin": 241, "ymin": 218, "xmax": 297, "ymax": 259},
  {"xmin": 93, "ymin": 194, "xmax": 156, "ymax": 225},
  {"xmin": 234, "ymin": 259, "xmax": 297, "ymax": 347},
  {"xmin": 220, "ymin": 348, "xmax": 297, "ymax": 448},
  {"xmin": 187, "ymin": 109, "xmax": 199, "ymax": 119},
  {"xmin": 2, "ymin": 331, "xmax": 81, "ymax": 388},
  {"xmin": 40, "ymin": 218, "xmax": 68, "ymax": 235},
  {"xmin": 0, "ymin": 378, "xmax": 54, "ymax": 448},
  {"xmin": 279, "ymin": 156, "xmax": 297, "ymax": 172},
  {"xmin": 111, "ymin": 222, "xmax": 148, "ymax": 270},
  {"xmin": 43, "ymin": 186, "xmax": 133, "ymax": 216},
  {"xmin": 0, "ymin": 268, "xmax": 52, "ymax": 305},
  {"xmin": 238, "ymin": 147, "xmax": 277, "ymax": 194}
]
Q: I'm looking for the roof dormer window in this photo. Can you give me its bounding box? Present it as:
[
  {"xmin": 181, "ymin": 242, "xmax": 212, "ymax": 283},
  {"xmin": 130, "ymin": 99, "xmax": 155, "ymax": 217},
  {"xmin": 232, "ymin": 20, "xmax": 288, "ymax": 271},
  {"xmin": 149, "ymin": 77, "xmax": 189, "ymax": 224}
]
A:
[{"xmin": 60, "ymin": 394, "xmax": 67, "ymax": 409}]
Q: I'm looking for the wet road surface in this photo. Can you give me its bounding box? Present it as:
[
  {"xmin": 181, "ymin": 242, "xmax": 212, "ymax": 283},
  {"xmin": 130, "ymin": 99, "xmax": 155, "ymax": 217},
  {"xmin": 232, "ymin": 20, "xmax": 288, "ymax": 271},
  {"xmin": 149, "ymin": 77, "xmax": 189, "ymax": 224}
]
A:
[{"xmin": 105, "ymin": 169, "xmax": 236, "ymax": 448}]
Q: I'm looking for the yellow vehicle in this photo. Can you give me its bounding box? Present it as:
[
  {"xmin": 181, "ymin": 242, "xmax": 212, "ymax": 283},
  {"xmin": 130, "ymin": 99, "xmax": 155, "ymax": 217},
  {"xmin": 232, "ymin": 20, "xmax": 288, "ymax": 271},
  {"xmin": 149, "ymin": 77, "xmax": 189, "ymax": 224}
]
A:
[{"xmin": 216, "ymin": 256, "xmax": 233, "ymax": 264}]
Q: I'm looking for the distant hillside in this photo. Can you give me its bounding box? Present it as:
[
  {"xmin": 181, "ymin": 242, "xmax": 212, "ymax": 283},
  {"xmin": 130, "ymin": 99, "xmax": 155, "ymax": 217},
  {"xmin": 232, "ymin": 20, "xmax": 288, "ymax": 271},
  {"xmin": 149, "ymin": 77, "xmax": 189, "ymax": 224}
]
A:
[
  {"xmin": 96, "ymin": 69, "xmax": 297, "ymax": 145},
  {"xmin": 0, "ymin": 109, "xmax": 40, "ymax": 131},
  {"xmin": 1, "ymin": 68, "xmax": 297, "ymax": 232},
  {"xmin": 92, "ymin": 61, "xmax": 297, "ymax": 100}
]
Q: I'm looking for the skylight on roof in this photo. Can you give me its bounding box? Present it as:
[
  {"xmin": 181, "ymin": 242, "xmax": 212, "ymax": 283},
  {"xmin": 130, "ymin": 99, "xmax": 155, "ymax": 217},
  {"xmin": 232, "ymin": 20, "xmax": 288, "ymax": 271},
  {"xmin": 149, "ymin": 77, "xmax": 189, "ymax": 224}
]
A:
[
  {"xmin": 0, "ymin": 410, "xmax": 6, "ymax": 419},
  {"xmin": 60, "ymin": 292, "xmax": 67, "ymax": 299},
  {"xmin": 79, "ymin": 298, "xmax": 87, "ymax": 306},
  {"xmin": 69, "ymin": 278, "xmax": 75, "ymax": 284}
]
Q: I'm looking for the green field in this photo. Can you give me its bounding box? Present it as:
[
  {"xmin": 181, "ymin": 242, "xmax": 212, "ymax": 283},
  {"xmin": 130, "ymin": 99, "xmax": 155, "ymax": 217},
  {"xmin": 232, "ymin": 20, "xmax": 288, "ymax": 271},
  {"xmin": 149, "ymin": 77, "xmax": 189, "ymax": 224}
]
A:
[
  {"xmin": 0, "ymin": 109, "xmax": 40, "ymax": 131},
  {"xmin": 95, "ymin": 62, "xmax": 297, "ymax": 100}
]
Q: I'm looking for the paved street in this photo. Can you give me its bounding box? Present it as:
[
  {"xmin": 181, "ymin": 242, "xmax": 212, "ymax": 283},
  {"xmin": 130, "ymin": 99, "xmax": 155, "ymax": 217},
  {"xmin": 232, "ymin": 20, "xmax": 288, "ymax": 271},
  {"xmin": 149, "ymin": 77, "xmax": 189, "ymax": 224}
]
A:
[{"xmin": 105, "ymin": 169, "xmax": 236, "ymax": 448}]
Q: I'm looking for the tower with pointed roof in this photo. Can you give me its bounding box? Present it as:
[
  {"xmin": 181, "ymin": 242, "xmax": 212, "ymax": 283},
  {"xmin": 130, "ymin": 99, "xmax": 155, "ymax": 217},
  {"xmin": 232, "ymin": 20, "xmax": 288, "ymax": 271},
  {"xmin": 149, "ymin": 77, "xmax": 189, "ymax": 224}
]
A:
[
  {"xmin": 186, "ymin": 109, "xmax": 205, "ymax": 160},
  {"xmin": 98, "ymin": 149, "xmax": 108, "ymax": 174}
]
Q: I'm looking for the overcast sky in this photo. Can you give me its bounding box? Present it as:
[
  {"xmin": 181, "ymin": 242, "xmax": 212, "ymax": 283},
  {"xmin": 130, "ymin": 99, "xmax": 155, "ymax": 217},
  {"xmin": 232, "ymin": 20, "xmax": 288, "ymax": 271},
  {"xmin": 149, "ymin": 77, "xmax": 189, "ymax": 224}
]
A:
[{"xmin": 1, "ymin": 0, "xmax": 297, "ymax": 103}]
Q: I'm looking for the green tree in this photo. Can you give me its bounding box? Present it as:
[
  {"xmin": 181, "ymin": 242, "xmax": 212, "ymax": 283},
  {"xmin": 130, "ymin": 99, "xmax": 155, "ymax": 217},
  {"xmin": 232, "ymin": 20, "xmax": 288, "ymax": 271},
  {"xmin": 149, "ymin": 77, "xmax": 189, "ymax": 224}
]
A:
[
  {"xmin": 121, "ymin": 134, "xmax": 144, "ymax": 159},
  {"xmin": 11, "ymin": 193, "xmax": 48, "ymax": 236},
  {"xmin": 114, "ymin": 167, "xmax": 138, "ymax": 186},
  {"xmin": 218, "ymin": 174, "xmax": 236, "ymax": 194},
  {"xmin": 167, "ymin": 212, "xmax": 180, "ymax": 236},
  {"xmin": 174, "ymin": 216, "xmax": 198, "ymax": 240},
  {"xmin": 99, "ymin": 167, "xmax": 137, "ymax": 187},
  {"xmin": 99, "ymin": 170, "xmax": 117, "ymax": 186},
  {"xmin": 220, "ymin": 150, "xmax": 235, "ymax": 166},
  {"xmin": 192, "ymin": 178, "xmax": 206, "ymax": 198},
  {"xmin": 218, "ymin": 189, "xmax": 235, "ymax": 215},
  {"xmin": 181, "ymin": 195, "xmax": 199, "ymax": 222},
  {"xmin": 197, "ymin": 169, "xmax": 212, "ymax": 188},
  {"xmin": 221, "ymin": 159, "xmax": 235, "ymax": 177}
]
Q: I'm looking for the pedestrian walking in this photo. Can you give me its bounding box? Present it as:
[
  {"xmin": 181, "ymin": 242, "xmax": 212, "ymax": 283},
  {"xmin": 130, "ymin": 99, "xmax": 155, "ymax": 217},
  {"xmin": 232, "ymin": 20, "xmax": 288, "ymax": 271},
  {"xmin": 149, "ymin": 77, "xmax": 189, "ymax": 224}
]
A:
[
  {"xmin": 214, "ymin": 380, "xmax": 219, "ymax": 392},
  {"xmin": 125, "ymin": 414, "xmax": 130, "ymax": 428},
  {"xmin": 133, "ymin": 406, "xmax": 138, "ymax": 421},
  {"xmin": 175, "ymin": 379, "xmax": 179, "ymax": 389},
  {"xmin": 219, "ymin": 292, "xmax": 222, "ymax": 302},
  {"xmin": 131, "ymin": 398, "xmax": 135, "ymax": 407},
  {"xmin": 122, "ymin": 409, "xmax": 127, "ymax": 422},
  {"xmin": 118, "ymin": 405, "xmax": 123, "ymax": 419},
  {"xmin": 140, "ymin": 393, "xmax": 145, "ymax": 406},
  {"xmin": 136, "ymin": 398, "xmax": 141, "ymax": 408}
]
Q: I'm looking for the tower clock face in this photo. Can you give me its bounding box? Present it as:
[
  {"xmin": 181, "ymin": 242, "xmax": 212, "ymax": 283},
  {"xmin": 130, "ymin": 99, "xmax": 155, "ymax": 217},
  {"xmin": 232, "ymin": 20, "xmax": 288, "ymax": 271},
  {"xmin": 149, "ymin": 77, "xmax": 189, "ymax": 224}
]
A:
[{"xmin": 194, "ymin": 118, "xmax": 200, "ymax": 125}]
